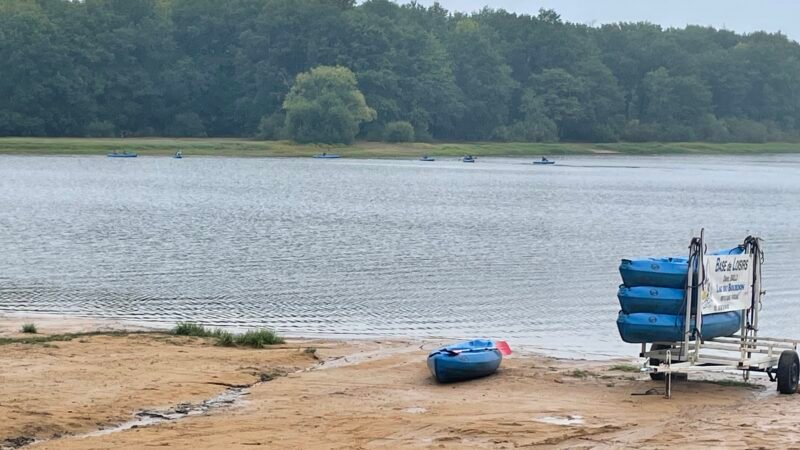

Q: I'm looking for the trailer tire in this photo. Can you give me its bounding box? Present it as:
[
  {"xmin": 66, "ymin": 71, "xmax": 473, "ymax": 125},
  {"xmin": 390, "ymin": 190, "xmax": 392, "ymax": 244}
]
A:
[{"xmin": 777, "ymin": 350, "xmax": 799, "ymax": 395}]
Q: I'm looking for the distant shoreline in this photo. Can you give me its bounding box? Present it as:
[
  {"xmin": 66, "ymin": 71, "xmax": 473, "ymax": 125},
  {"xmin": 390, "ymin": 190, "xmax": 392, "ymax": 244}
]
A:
[{"xmin": 1, "ymin": 137, "xmax": 800, "ymax": 158}]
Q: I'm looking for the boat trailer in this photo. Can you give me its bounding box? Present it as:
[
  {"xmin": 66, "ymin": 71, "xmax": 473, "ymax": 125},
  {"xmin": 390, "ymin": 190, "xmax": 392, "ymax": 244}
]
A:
[{"xmin": 640, "ymin": 230, "xmax": 800, "ymax": 398}]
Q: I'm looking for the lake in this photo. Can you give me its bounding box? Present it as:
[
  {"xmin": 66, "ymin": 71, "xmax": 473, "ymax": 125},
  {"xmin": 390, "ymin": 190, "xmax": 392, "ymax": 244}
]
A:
[{"xmin": 1, "ymin": 154, "xmax": 799, "ymax": 357}]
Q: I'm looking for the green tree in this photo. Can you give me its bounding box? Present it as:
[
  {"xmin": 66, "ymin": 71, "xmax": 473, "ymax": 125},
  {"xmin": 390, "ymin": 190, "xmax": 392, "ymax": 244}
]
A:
[
  {"xmin": 523, "ymin": 69, "xmax": 586, "ymax": 139},
  {"xmin": 446, "ymin": 18, "xmax": 517, "ymax": 140},
  {"xmin": 383, "ymin": 121, "xmax": 414, "ymax": 142},
  {"xmin": 640, "ymin": 68, "xmax": 712, "ymax": 125},
  {"xmin": 283, "ymin": 66, "xmax": 376, "ymax": 144}
]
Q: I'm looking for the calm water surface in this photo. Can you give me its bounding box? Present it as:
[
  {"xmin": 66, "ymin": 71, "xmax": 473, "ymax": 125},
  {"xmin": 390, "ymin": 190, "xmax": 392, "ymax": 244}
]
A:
[{"xmin": 1, "ymin": 154, "xmax": 799, "ymax": 357}]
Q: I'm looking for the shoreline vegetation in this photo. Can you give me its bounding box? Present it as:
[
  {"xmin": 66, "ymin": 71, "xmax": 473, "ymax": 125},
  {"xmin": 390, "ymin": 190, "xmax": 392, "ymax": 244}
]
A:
[
  {"xmin": 0, "ymin": 321, "xmax": 284, "ymax": 350},
  {"xmin": 1, "ymin": 137, "xmax": 800, "ymax": 158}
]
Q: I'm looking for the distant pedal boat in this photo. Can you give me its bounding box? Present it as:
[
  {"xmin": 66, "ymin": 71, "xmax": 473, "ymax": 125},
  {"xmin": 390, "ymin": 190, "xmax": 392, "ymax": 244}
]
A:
[
  {"xmin": 107, "ymin": 152, "xmax": 138, "ymax": 158},
  {"xmin": 462, "ymin": 155, "xmax": 476, "ymax": 163},
  {"xmin": 419, "ymin": 155, "xmax": 435, "ymax": 162},
  {"xmin": 533, "ymin": 157, "xmax": 555, "ymax": 165},
  {"xmin": 312, "ymin": 153, "xmax": 341, "ymax": 159}
]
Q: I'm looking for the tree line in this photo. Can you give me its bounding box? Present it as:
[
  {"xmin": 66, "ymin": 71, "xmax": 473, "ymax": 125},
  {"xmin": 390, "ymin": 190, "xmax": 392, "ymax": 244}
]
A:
[{"xmin": 2, "ymin": 0, "xmax": 799, "ymax": 143}]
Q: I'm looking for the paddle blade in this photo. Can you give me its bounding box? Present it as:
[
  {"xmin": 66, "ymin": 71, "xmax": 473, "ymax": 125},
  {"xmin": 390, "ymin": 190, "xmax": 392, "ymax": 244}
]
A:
[{"xmin": 495, "ymin": 340, "xmax": 512, "ymax": 356}]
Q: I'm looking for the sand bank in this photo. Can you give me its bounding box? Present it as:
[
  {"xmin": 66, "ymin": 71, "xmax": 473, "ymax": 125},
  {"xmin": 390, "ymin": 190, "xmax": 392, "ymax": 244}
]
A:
[{"xmin": 1, "ymin": 316, "xmax": 798, "ymax": 449}]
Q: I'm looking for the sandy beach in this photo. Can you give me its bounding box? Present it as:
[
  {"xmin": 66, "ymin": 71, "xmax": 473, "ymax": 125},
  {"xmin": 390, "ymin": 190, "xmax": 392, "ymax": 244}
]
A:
[{"xmin": 1, "ymin": 315, "xmax": 799, "ymax": 449}]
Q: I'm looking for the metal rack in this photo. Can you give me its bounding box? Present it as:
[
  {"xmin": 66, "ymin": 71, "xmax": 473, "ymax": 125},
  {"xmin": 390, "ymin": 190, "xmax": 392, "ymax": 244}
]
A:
[{"xmin": 639, "ymin": 230, "xmax": 800, "ymax": 398}]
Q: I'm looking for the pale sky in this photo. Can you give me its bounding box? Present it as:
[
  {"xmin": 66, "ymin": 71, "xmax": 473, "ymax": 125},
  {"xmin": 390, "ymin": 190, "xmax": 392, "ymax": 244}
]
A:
[{"xmin": 412, "ymin": 0, "xmax": 800, "ymax": 42}]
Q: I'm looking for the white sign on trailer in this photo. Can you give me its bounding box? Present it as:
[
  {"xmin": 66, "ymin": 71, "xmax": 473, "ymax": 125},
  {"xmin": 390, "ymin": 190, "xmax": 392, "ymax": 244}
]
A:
[{"xmin": 701, "ymin": 254, "xmax": 753, "ymax": 315}]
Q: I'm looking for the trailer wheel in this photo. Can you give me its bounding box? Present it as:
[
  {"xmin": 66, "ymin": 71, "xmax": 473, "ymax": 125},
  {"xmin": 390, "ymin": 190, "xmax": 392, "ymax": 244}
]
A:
[{"xmin": 777, "ymin": 350, "xmax": 799, "ymax": 395}]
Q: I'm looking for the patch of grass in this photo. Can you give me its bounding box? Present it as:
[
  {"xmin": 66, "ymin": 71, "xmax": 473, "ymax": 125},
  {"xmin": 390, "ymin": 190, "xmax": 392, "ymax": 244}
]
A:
[
  {"xmin": 171, "ymin": 322, "xmax": 220, "ymax": 337},
  {"xmin": 171, "ymin": 322, "xmax": 283, "ymax": 349},
  {"xmin": 568, "ymin": 369, "xmax": 598, "ymax": 379},
  {"xmin": 233, "ymin": 329, "xmax": 285, "ymax": 348},
  {"xmin": 0, "ymin": 330, "xmax": 152, "ymax": 346},
  {"xmin": 609, "ymin": 364, "xmax": 641, "ymax": 373},
  {"xmin": 215, "ymin": 331, "xmax": 235, "ymax": 347},
  {"xmin": 20, "ymin": 323, "xmax": 37, "ymax": 334},
  {"xmin": 0, "ymin": 324, "xmax": 284, "ymax": 350}
]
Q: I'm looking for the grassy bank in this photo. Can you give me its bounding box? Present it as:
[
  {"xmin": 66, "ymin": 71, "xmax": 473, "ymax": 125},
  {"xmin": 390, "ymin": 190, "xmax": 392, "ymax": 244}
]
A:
[{"xmin": 0, "ymin": 137, "xmax": 799, "ymax": 158}]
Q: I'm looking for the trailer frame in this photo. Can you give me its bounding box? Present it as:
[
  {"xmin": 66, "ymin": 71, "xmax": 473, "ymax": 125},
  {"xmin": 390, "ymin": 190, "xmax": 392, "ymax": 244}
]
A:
[{"xmin": 637, "ymin": 230, "xmax": 800, "ymax": 398}]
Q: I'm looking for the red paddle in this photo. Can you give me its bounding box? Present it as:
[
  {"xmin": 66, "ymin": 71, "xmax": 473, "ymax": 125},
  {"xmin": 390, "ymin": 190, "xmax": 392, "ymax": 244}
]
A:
[{"xmin": 495, "ymin": 340, "xmax": 512, "ymax": 356}]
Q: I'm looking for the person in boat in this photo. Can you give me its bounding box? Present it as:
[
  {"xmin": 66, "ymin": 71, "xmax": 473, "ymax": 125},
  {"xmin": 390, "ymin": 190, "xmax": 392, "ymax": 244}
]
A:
[{"xmin": 322, "ymin": 152, "xmax": 327, "ymax": 157}]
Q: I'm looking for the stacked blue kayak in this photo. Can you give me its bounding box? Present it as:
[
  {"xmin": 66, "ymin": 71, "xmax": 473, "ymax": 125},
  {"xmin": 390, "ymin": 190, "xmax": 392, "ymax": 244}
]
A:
[
  {"xmin": 427, "ymin": 340, "xmax": 502, "ymax": 383},
  {"xmin": 616, "ymin": 247, "xmax": 744, "ymax": 343}
]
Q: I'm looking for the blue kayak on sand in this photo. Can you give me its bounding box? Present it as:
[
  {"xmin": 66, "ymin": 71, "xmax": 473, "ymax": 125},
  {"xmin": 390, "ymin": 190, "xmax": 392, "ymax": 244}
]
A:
[{"xmin": 428, "ymin": 340, "xmax": 502, "ymax": 383}]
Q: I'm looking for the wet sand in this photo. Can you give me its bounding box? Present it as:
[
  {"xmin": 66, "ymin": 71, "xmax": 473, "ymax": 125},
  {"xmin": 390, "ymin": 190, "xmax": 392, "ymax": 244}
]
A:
[{"xmin": 2, "ymin": 315, "xmax": 799, "ymax": 449}]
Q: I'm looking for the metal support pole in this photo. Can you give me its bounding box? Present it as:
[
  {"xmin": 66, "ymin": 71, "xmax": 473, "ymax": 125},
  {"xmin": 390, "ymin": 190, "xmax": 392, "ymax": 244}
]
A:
[
  {"xmin": 752, "ymin": 239, "xmax": 762, "ymax": 338},
  {"xmin": 665, "ymin": 350, "xmax": 672, "ymax": 399},
  {"xmin": 684, "ymin": 239, "xmax": 696, "ymax": 362},
  {"xmin": 693, "ymin": 229, "xmax": 706, "ymax": 360}
]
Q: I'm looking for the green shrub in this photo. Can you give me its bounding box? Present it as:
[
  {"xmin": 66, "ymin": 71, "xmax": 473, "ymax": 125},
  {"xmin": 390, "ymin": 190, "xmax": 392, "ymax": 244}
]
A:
[
  {"xmin": 171, "ymin": 323, "xmax": 283, "ymax": 348},
  {"xmin": 21, "ymin": 323, "xmax": 37, "ymax": 334},
  {"xmin": 725, "ymin": 118, "xmax": 768, "ymax": 143},
  {"xmin": 216, "ymin": 331, "xmax": 235, "ymax": 347},
  {"xmin": 383, "ymin": 121, "xmax": 415, "ymax": 142},
  {"xmin": 234, "ymin": 329, "xmax": 285, "ymax": 348},
  {"xmin": 609, "ymin": 364, "xmax": 640, "ymax": 373},
  {"xmin": 172, "ymin": 322, "xmax": 215, "ymax": 337},
  {"xmin": 257, "ymin": 112, "xmax": 287, "ymax": 140}
]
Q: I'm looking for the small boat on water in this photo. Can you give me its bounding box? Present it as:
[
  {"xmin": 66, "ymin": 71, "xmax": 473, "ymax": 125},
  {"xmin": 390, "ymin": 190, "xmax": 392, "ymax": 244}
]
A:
[
  {"xmin": 533, "ymin": 157, "xmax": 555, "ymax": 165},
  {"xmin": 462, "ymin": 155, "xmax": 476, "ymax": 163},
  {"xmin": 419, "ymin": 155, "xmax": 435, "ymax": 162},
  {"xmin": 312, "ymin": 153, "xmax": 341, "ymax": 159},
  {"xmin": 427, "ymin": 340, "xmax": 503, "ymax": 383},
  {"xmin": 174, "ymin": 150, "xmax": 183, "ymax": 159},
  {"xmin": 107, "ymin": 151, "xmax": 138, "ymax": 158}
]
